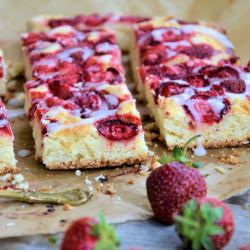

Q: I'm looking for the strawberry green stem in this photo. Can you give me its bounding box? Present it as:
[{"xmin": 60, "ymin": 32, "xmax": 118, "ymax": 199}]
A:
[
  {"xmin": 183, "ymin": 134, "xmax": 201, "ymax": 156},
  {"xmin": 175, "ymin": 215, "xmax": 199, "ymax": 228}
]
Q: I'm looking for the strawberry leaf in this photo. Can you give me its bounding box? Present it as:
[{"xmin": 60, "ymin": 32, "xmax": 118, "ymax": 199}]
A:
[
  {"xmin": 158, "ymin": 153, "xmax": 173, "ymax": 164},
  {"xmin": 201, "ymin": 236, "xmax": 213, "ymax": 250},
  {"xmin": 175, "ymin": 199, "xmax": 225, "ymax": 250},
  {"xmin": 192, "ymin": 162, "xmax": 203, "ymax": 168},
  {"xmin": 173, "ymin": 146, "xmax": 183, "ymax": 160},
  {"xmin": 158, "ymin": 135, "xmax": 203, "ymax": 168},
  {"xmin": 92, "ymin": 212, "xmax": 120, "ymax": 250}
]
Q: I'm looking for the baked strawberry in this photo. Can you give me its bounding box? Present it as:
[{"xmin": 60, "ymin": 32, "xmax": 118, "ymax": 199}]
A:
[
  {"xmin": 179, "ymin": 44, "xmax": 215, "ymax": 59},
  {"xmin": 146, "ymin": 136, "xmax": 206, "ymax": 224},
  {"xmin": 157, "ymin": 81, "xmax": 188, "ymax": 98},
  {"xmin": 221, "ymin": 78, "xmax": 246, "ymax": 93},
  {"xmin": 175, "ymin": 197, "xmax": 234, "ymax": 250},
  {"xmin": 96, "ymin": 114, "xmax": 140, "ymax": 141},
  {"xmin": 61, "ymin": 214, "xmax": 119, "ymax": 250}
]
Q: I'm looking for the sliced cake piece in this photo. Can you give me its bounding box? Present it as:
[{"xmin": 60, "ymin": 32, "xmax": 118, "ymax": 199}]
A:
[
  {"xmin": 131, "ymin": 17, "xmax": 250, "ymax": 149},
  {"xmin": 21, "ymin": 25, "xmax": 148, "ymax": 169},
  {"xmin": 0, "ymin": 50, "xmax": 6, "ymax": 95},
  {"xmin": 28, "ymin": 14, "xmax": 150, "ymax": 51},
  {"xmin": 0, "ymin": 99, "xmax": 17, "ymax": 174}
]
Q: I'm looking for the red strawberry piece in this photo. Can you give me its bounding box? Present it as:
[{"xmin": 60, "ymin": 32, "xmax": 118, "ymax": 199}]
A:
[
  {"xmin": 105, "ymin": 67, "xmax": 123, "ymax": 84},
  {"xmin": 76, "ymin": 90, "xmax": 102, "ymax": 111},
  {"xmin": 119, "ymin": 15, "xmax": 150, "ymax": 23},
  {"xmin": 244, "ymin": 61, "xmax": 250, "ymax": 72},
  {"xmin": 0, "ymin": 63, "xmax": 3, "ymax": 79},
  {"xmin": 83, "ymin": 14, "xmax": 109, "ymax": 26},
  {"xmin": 179, "ymin": 44, "xmax": 215, "ymax": 59},
  {"xmin": 61, "ymin": 215, "xmax": 119, "ymax": 250},
  {"xmin": 176, "ymin": 19, "xmax": 199, "ymax": 25},
  {"xmin": 219, "ymin": 56, "xmax": 239, "ymax": 65},
  {"xmin": 141, "ymin": 63, "xmax": 191, "ymax": 81},
  {"xmin": 157, "ymin": 81, "xmax": 188, "ymax": 97},
  {"xmin": 34, "ymin": 61, "xmax": 81, "ymax": 85},
  {"xmin": 21, "ymin": 32, "xmax": 47, "ymax": 47},
  {"xmin": 141, "ymin": 45, "xmax": 167, "ymax": 66},
  {"xmin": 192, "ymin": 85, "xmax": 225, "ymax": 99},
  {"xmin": 96, "ymin": 114, "xmax": 140, "ymax": 141},
  {"xmin": 184, "ymin": 100, "xmax": 221, "ymax": 124},
  {"xmin": 221, "ymin": 78, "xmax": 246, "ymax": 93},
  {"xmin": 186, "ymin": 74, "xmax": 209, "ymax": 88},
  {"xmin": 211, "ymin": 65, "xmax": 239, "ymax": 79},
  {"xmin": 175, "ymin": 197, "xmax": 234, "ymax": 250},
  {"xmin": 146, "ymin": 162, "xmax": 207, "ymax": 224},
  {"xmin": 28, "ymin": 102, "xmax": 39, "ymax": 120},
  {"xmin": 160, "ymin": 27, "xmax": 185, "ymax": 42},
  {"xmin": 76, "ymin": 90, "xmax": 119, "ymax": 118},
  {"xmin": 198, "ymin": 65, "xmax": 218, "ymax": 76},
  {"xmin": 83, "ymin": 58, "xmax": 123, "ymax": 84},
  {"xmin": 49, "ymin": 82, "xmax": 73, "ymax": 100}
]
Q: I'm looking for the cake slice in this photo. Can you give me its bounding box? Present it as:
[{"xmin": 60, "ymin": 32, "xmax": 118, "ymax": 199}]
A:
[
  {"xmin": 0, "ymin": 50, "xmax": 7, "ymax": 95},
  {"xmin": 21, "ymin": 25, "xmax": 148, "ymax": 169},
  {"xmin": 28, "ymin": 14, "xmax": 150, "ymax": 51},
  {"xmin": 131, "ymin": 17, "xmax": 250, "ymax": 149},
  {"xmin": 0, "ymin": 99, "xmax": 17, "ymax": 174}
]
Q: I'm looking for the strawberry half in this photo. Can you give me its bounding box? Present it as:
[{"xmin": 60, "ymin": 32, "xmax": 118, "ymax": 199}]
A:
[
  {"xmin": 175, "ymin": 197, "xmax": 234, "ymax": 250},
  {"xmin": 61, "ymin": 214, "xmax": 119, "ymax": 250}
]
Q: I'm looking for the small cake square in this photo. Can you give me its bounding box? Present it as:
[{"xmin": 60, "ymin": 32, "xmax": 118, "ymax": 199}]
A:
[
  {"xmin": 21, "ymin": 25, "xmax": 148, "ymax": 169},
  {"xmin": 131, "ymin": 17, "xmax": 250, "ymax": 149},
  {"xmin": 0, "ymin": 49, "xmax": 6, "ymax": 95},
  {"xmin": 0, "ymin": 98, "xmax": 17, "ymax": 174},
  {"xmin": 28, "ymin": 14, "xmax": 150, "ymax": 51}
]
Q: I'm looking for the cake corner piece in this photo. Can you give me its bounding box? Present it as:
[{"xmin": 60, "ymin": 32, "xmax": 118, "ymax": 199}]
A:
[
  {"xmin": 0, "ymin": 98, "xmax": 17, "ymax": 175},
  {"xmin": 130, "ymin": 17, "xmax": 250, "ymax": 149}
]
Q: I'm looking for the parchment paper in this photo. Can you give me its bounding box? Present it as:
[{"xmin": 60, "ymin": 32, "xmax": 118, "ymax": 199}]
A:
[{"xmin": 0, "ymin": 0, "xmax": 249, "ymax": 239}]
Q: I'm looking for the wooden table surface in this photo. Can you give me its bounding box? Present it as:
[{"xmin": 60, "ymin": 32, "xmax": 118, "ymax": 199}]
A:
[{"xmin": 0, "ymin": 189, "xmax": 249, "ymax": 250}]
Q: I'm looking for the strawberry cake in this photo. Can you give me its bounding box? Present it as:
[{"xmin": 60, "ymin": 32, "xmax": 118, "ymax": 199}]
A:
[
  {"xmin": 0, "ymin": 49, "xmax": 7, "ymax": 95},
  {"xmin": 131, "ymin": 17, "xmax": 250, "ymax": 149},
  {"xmin": 28, "ymin": 14, "xmax": 150, "ymax": 51},
  {"xmin": 0, "ymin": 98, "xmax": 17, "ymax": 174},
  {"xmin": 21, "ymin": 25, "xmax": 148, "ymax": 169}
]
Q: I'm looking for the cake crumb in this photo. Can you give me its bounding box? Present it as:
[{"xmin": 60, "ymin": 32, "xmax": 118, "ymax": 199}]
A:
[
  {"xmin": 215, "ymin": 166, "xmax": 226, "ymax": 174},
  {"xmin": 94, "ymin": 174, "xmax": 106, "ymax": 182},
  {"xmin": 127, "ymin": 179, "xmax": 134, "ymax": 185},
  {"xmin": 104, "ymin": 183, "xmax": 116, "ymax": 195},
  {"xmin": 63, "ymin": 203, "xmax": 73, "ymax": 211},
  {"xmin": 218, "ymin": 154, "xmax": 241, "ymax": 165},
  {"xmin": 5, "ymin": 221, "xmax": 15, "ymax": 227},
  {"xmin": 75, "ymin": 170, "xmax": 81, "ymax": 177}
]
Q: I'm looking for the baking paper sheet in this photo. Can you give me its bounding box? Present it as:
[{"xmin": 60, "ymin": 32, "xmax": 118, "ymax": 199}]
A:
[{"xmin": 0, "ymin": 0, "xmax": 249, "ymax": 238}]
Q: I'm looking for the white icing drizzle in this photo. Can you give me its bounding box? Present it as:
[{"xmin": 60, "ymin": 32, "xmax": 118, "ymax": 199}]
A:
[
  {"xmin": 182, "ymin": 25, "xmax": 234, "ymax": 49},
  {"xmin": 193, "ymin": 136, "xmax": 207, "ymax": 156},
  {"xmin": 43, "ymin": 107, "xmax": 118, "ymax": 134},
  {"xmin": 151, "ymin": 28, "xmax": 167, "ymax": 41},
  {"xmin": 58, "ymin": 47, "xmax": 93, "ymax": 62},
  {"xmin": 96, "ymin": 42, "xmax": 114, "ymax": 53}
]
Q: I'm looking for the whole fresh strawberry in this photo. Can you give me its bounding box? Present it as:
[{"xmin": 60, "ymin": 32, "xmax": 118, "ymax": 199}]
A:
[
  {"xmin": 175, "ymin": 197, "xmax": 234, "ymax": 250},
  {"xmin": 61, "ymin": 214, "xmax": 119, "ymax": 250},
  {"xmin": 146, "ymin": 135, "xmax": 207, "ymax": 224}
]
